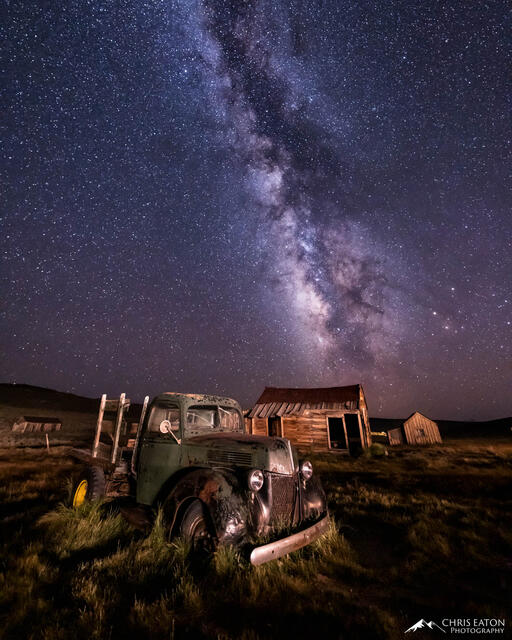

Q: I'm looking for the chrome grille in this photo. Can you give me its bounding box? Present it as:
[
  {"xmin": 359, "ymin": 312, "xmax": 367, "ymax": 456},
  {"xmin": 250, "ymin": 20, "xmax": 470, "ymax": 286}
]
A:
[
  {"xmin": 269, "ymin": 474, "xmax": 296, "ymax": 525},
  {"xmin": 207, "ymin": 449, "xmax": 252, "ymax": 466}
]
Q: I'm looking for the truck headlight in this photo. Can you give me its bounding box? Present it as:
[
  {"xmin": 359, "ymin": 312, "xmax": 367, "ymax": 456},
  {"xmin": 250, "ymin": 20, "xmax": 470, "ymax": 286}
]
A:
[
  {"xmin": 300, "ymin": 460, "xmax": 313, "ymax": 480},
  {"xmin": 248, "ymin": 469, "xmax": 264, "ymax": 492}
]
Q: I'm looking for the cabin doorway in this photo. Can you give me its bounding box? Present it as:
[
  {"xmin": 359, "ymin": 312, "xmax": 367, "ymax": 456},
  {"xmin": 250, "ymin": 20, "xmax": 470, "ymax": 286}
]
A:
[
  {"xmin": 345, "ymin": 413, "xmax": 363, "ymax": 453},
  {"xmin": 267, "ymin": 416, "xmax": 281, "ymax": 437},
  {"xmin": 328, "ymin": 417, "xmax": 348, "ymax": 450}
]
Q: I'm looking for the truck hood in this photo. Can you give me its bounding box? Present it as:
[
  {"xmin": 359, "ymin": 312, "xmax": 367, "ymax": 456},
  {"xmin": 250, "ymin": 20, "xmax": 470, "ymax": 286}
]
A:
[{"xmin": 186, "ymin": 433, "xmax": 296, "ymax": 475}]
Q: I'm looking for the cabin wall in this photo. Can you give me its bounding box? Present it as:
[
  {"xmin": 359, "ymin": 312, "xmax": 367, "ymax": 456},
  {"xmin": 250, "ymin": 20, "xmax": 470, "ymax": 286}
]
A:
[
  {"xmin": 387, "ymin": 427, "xmax": 404, "ymax": 446},
  {"xmin": 248, "ymin": 407, "xmax": 371, "ymax": 453},
  {"xmin": 12, "ymin": 420, "xmax": 62, "ymax": 433},
  {"xmin": 403, "ymin": 413, "xmax": 442, "ymax": 445},
  {"xmin": 248, "ymin": 417, "xmax": 268, "ymax": 436},
  {"xmin": 282, "ymin": 409, "xmax": 369, "ymax": 452},
  {"xmin": 358, "ymin": 388, "xmax": 372, "ymax": 447},
  {"xmin": 281, "ymin": 412, "xmax": 330, "ymax": 451}
]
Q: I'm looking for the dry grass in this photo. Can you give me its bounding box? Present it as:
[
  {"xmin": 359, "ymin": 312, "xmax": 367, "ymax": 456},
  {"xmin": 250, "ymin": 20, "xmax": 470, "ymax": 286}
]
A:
[{"xmin": 0, "ymin": 440, "xmax": 511, "ymax": 639}]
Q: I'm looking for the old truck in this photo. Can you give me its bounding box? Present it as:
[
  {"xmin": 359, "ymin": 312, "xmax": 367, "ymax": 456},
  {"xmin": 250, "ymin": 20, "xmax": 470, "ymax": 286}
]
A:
[{"xmin": 70, "ymin": 391, "xmax": 329, "ymax": 565}]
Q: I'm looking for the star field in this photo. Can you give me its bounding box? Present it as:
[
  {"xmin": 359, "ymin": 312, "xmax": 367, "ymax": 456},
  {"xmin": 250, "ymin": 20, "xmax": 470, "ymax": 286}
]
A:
[{"xmin": 1, "ymin": 0, "xmax": 510, "ymax": 419}]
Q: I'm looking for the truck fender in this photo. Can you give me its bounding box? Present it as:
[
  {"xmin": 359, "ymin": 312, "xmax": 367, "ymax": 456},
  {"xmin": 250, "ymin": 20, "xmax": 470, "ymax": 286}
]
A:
[
  {"xmin": 301, "ymin": 474, "xmax": 328, "ymax": 522},
  {"xmin": 162, "ymin": 468, "xmax": 250, "ymax": 545}
]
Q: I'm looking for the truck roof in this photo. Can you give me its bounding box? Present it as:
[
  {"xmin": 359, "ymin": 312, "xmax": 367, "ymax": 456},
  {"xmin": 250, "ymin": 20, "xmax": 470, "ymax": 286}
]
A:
[{"xmin": 154, "ymin": 392, "xmax": 241, "ymax": 408}]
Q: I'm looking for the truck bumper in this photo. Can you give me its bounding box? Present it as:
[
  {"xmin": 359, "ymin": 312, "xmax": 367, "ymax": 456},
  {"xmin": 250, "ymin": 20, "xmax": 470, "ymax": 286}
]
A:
[{"xmin": 249, "ymin": 515, "xmax": 330, "ymax": 566}]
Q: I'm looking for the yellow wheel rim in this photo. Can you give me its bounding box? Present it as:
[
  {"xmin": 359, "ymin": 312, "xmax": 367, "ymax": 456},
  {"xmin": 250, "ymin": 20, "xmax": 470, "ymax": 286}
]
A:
[{"xmin": 73, "ymin": 479, "xmax": 88, "ymax": 507}]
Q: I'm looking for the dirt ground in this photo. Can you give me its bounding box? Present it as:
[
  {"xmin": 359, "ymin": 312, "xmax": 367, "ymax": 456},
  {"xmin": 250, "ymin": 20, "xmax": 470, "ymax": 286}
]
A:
[{"xmin": 0, "ymin": 439, "xmax": 511, "ymax": 639}]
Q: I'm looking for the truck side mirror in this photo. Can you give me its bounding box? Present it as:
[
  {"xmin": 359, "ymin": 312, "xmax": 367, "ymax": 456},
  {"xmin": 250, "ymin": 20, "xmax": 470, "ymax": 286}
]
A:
[{"xmin": 159, "ymin": 420, "xmax": 171, "ymax": 434}]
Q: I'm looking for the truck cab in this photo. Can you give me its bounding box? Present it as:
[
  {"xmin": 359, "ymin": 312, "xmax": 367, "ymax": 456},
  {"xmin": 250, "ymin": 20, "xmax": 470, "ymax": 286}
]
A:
[{"xmin": 71, "ymin": 391, "xmax": 329, "ymax": 564}]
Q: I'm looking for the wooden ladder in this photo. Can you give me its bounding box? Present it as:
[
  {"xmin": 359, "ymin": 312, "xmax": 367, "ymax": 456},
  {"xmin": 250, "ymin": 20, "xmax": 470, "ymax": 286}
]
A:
[
  {"xmin": 91, "ymin": 393, "xmax": 150, "ymax": 468},
  {"xmin": 91, "ymin": 393, "xmax": 131, "ymax": 465}
]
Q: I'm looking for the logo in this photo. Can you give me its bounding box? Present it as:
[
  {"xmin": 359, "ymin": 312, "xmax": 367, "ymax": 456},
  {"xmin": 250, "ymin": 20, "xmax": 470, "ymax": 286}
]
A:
[
  {"xmin": 406, "ymin": 619, "xmax": 445, "ymax": 633},
  {"xmin": 405, "ymin": 618, "xmax": 506, "ymax": 635}
]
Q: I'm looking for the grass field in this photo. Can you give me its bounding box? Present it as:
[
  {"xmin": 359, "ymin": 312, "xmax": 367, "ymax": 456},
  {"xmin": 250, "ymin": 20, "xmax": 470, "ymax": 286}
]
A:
[{"xmin": 0, "ymin": 440, "xmax": 511, "ymax": 639}]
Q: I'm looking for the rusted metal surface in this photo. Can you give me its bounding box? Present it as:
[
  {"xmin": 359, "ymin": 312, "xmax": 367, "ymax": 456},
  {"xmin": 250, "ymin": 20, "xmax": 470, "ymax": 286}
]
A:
[{"xmin": 72, "ymin": 390, "xmax": 329, "ymax": 561}]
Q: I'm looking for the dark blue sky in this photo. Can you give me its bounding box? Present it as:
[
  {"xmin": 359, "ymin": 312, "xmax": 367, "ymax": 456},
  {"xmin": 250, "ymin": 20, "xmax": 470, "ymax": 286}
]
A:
[{"xmin": 1, "ymin": 0, "xmax": 510, "ymax": 419}]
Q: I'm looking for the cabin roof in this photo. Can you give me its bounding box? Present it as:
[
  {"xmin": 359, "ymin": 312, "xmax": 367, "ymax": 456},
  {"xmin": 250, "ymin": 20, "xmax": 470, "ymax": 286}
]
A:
[{"xmin": 248, "ymin": 385, "xmax": 363, "ymax": 419}]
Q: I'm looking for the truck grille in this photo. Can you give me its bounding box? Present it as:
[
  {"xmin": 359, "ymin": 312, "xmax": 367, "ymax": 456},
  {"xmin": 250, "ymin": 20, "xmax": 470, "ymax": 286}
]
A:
[
  {"xmin": 269, "ymin": 474, "xmax": 296, "ymax": 525},
  {"xmin": 207, "ymin": 450, "xmax": 252, "ymax": 467}
]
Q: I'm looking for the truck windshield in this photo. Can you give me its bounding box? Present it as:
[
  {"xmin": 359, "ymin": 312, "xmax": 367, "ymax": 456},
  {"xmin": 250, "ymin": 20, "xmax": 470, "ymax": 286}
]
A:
[{"xmin": 185, "ymin": 405, "xmax": 242, "ymax": 437}]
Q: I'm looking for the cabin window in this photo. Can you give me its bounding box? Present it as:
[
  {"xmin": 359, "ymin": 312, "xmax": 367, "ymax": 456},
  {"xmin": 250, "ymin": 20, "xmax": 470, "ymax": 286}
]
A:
[{"xmin": 328, "ymin": 417, "xmax": 347, "ymax": 449}]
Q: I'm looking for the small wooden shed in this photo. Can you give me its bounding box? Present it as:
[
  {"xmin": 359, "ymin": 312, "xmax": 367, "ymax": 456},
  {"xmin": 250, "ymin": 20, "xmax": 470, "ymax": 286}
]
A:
[
  {"xmin": 379, "ymin": 412, "xmax": 442, "ymax": 446},
  {"xmin": 246, "ymin": 385, "xmax": 372, "ymax": 453},
  {"xmin": 11, "ymin": 416, "xmax": 62, "ymax": 433}
]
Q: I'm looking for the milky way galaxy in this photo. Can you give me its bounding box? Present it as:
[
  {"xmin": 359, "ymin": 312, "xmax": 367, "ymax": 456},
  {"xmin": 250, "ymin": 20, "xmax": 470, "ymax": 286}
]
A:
[{"xmin": 1, "ymin": 0, "xmax": 511, "ymax": 419}]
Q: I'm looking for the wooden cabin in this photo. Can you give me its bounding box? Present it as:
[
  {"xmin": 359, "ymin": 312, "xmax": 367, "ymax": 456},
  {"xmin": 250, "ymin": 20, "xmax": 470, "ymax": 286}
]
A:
[
  {"xmin": 247, "ymin": 385, "xmax": 372, "ymax": 454},
  {"xmin": 11, "ymin": 416, "xmax": 62, "ymax": 433},
  {"xmin": 372, "ymin": 411, "xmax": 442, "ymax": 446}
]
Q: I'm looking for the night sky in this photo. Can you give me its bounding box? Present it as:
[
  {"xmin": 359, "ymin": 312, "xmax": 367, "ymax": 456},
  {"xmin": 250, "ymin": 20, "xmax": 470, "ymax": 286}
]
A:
[{"xmin": 1, "ymin": 1, "xmax": 510, "ymax": 420}]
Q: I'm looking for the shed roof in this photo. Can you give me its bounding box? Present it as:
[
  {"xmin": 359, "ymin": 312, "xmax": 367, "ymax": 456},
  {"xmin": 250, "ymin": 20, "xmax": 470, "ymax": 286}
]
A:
[{"xmin": 248, "ymin": 385, "xmax": 363, "ymax": 419}]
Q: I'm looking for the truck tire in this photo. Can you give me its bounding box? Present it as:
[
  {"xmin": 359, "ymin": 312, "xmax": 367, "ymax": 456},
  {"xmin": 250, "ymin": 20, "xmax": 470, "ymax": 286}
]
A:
[
  {"xmin": 71, "ymin": 466, "xmax": 106, "ymax": 507},
  {"xmin": 178, "ymin": 499, "xmax": 214, "ymax": 548}
]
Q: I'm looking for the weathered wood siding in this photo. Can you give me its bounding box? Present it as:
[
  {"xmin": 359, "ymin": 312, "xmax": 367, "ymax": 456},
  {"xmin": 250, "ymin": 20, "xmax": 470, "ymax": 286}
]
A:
[
  {"xmin": 248, "ymin": 407, "xmax": 371, "ymax": 452},
  {"xmin": 12, "ymin": 420, "xmax": 62, "ymax": 433},
  {"xmin": 387, "ymin": 427, "xmax": 404, "ymax": 446},
  {"xmin": 248, "ymin": 417, "xmax": 268, "ymax": 436},
  {"xmin": 358, "ymin": 387, "xmax": 372, "ymax": 447},
  {"xmin": 281, "ymin": 412, "xmax": 329, "ymax": 451},
  {"xmin": 403, "ymin": 412, "xmax": 442, "ymax": 445},
  {"xmin": 282, "ymin": 409, "xmax": 369, "ymax": 452}
]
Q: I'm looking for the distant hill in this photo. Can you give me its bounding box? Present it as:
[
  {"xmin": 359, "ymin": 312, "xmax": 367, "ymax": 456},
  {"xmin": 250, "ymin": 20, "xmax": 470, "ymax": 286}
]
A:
[
  {"xmin": 435, "ymin": 417, "xmax": 511, "ymax": 439},
  {"xmin": 371, "ymin": 416, "xmax": 512, "ymax": 439},
  {"xmin": 0, "ymin": 384, "xmax": 143, "ymax": 419}
]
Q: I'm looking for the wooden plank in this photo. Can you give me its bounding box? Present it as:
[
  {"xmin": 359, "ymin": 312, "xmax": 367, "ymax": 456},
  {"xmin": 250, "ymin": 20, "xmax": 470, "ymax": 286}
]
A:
[
  {"xmin": 252, "ymin": 417, "xmax": 267, "ymax": 436},
  {"xmin": 253, "ymin": 404, "xmax": 267, "ymax": 418},
  {"xmin": 92, "ymin": 394, "xmax": 107, "ymax": 458},
  {"xmin": 70, "ymin": 447, "xmax": 115, "ymax": 471},
  {"xmin": 276, "ymin": 402, "xmax": 289, "ymax": 417},
  {"xmin": 250, "ymin": 405, "xmax": 262, "ymax": 418},
  {"xmin": 258, "ymin": 404, "xmax": 271, "ymax": 419},
  {"xmin": 104, "ymin": 399, "xmax": 122, "ymax": 412},
  {"xmin": 259, "ymin": 404, "xmax": 272, "ymax": 419},
  {"xmin": 268, "ymin": 402, "xmax": 280, "ymax": 417},
  {"xmin": 110, "ymin": 393, "xmax": 126, "ymax": 465}
]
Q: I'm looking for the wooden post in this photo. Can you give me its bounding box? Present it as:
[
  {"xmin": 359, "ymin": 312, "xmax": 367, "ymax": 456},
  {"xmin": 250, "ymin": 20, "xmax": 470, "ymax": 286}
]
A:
[
  {"xmin": 131, "ymin": 395, "xmax": 149, "ymax": 476},
  {"xmin": 111, "ymin": 393, "xmax": 126, "ymax": 465},
  {"xmin": 45, "ymin": 433, "xmax": 50, "ymax": 454},
  {"xmin": 92, "ymin": 394, "xmax": 107, "ymax": 458}
]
